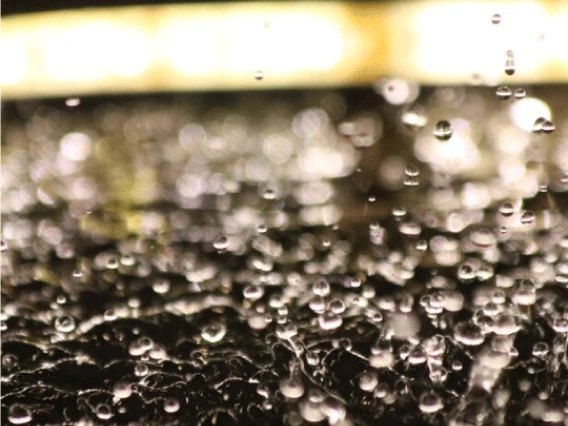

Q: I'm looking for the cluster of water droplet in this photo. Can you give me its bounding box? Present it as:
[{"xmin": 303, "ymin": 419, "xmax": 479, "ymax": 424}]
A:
[{"xmin": 2, "ymin": 11, "xmax": 568, "ymax": 426}]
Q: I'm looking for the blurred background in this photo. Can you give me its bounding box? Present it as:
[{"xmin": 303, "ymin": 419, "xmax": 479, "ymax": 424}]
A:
[{"xmin": 2, "ymin": 1, "xmax": 568, "ymax": 425}]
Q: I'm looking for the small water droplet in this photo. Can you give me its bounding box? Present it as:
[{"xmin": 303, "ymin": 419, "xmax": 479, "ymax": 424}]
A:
[
  {"xmin": 152, "ymin": 278, "xmax": 170, "ymax": 294},
  {"xmin": 499, "ymin": 202, "xmax": 514, "ymax": 217},
  {"xmin": 0, "ymin": 240, "xmax": 8, "ymax": 252},
  {"xmin": 401, "ymin": 107, "xmax": 427, "ymax": 132},
  {"xmin": 359, "ymin": 371, "xmax": 378, "ymax": 392},
  {"xmin": 491, "ymin": 13, "xmax": 502, "ymax": 24},
  {"xmin": 454, "ymin": 322, "xmax": 484, "ymax": 346},
  {"xmin": 134, "ymin": 362, "xmax": 149, "ymax": 377},
  {"xmin": 542, "ymin": 120, "xmax": 555, "ymax": 134},
  {"xmin": 54, "ymin": 315, "xmax": 76, "ymax": 333},
  {"xmin": 113, "ymin": 382, "xmax": 133, "ymax": 399},
  {"xmin": 164, "ymin": 398, "xmax": 180, "ymax": 413},
  {"xmin": 521, "ymin": 210, "xmax": 535, "ymax": 225},
  {"xmin": 514, "ymin": 88, "xmax": 526, "ymax": 99},
  {"xmin": 495, "ymin": 86, "xmax": 512, "ymax": 100},
  {"xmin": 505, "ymin": 50, "xmax": 515, "ymax": 76},
  {"xmin": 201, "ymin": 323, "xmax": 227, "ymax": 343},
  {"xmin": 433, "ymin": 120, "xmax": 453, "ymax": 141},
  {"xmin": 419, "ymin": 392, "xmax": 444, "ymax": 413},
  {"xmin": 213, "ymin": 235, "xmax": 229, "ymax": 251},
  {"xmin": 280, "ymin": 377, "xmax": 305, "ymax": 398},
  {"xmin": 95, "ymin": 404, "xmax": 112, "ymax": 420},
  {"xmin": 254, "ymin": 70, "xmax": 265, "ymax": 80}
]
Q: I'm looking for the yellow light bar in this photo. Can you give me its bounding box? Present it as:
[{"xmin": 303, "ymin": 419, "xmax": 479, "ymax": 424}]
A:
[{"xmin": 2, "ymin": 1, "xmax": 568, "ymax": 99}]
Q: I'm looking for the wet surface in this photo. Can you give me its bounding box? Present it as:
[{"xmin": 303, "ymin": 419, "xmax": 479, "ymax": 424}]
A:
[{"xmin": 2, "ymin": 87, "xmax": 568, "ymax": 425}]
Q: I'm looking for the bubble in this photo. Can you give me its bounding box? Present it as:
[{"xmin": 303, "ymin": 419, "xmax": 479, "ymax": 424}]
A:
[
  {"xmin": 95, "ymin": 404, "xmax": 112, "ymax": 420},
  {"xmin": 213, "ymin": 235, "xmax": 229, "ymax": 251},
  {"xmin": 280, "ymin": 377, "xmax": 305, "ymax": 398},
  {"xmin": 164, "ymin": 398, "xmax": 180, "ymax": 413},
  {"xmin": 520, "ymin": 211, "xmax": 535, "ymax": 225},
  {"xmin": 451, "ymin": 359, "xmax": 463, "ymax": 371},
  {"xmin": 8, "ymin": 405, "xmax": 32, "ymax": 425},
  {"xmin": 419, "ymin": 392, "xmax": 444, "ymax": 413},
  {"xmin": 505, "ymin": 50, "xmax": 515, "ymax": 76},
  {"xmin": 454, "ymin": 322, "xmax": 485, "ymax": 346},
  {"xmin": 401, "ymin": 107, "xmax": 427, "ymax": 132},
  {"xmin": 54, "ymin": 315, "xmax": 76, "ymax": 333},
  {"xmin": 254, "ymin": 70, "xmax": 265, "ymax": 80},
  {"xmin": 496, "ymin": 86, "xmax": 512, "ymax": 100},
  {"xmin": 432, "ymin": 120, "xmax": 454, "ymax": 143},
  {"xmin": 359, "ymin": 371, "xmax": 378, "ymax": 392},
  {"xmin": 201, "ymin": 324, "xmax": 227, "ymax": 343},
  {"xmin": 491, "ymin": 13, "xmax": 502, "ymax": 24},
  {"xmin": 514, "ymin": 88, "xmax": 526, "ymax": 99},
  {"xmin": 113, "ymin": 381, "xmax": 133, "ymax": 399}
]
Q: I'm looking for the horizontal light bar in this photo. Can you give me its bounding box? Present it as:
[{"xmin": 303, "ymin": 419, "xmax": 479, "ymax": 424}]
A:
[{"xmin": 1, "ymin": 1, "xmax": 568, "ymax": 99}]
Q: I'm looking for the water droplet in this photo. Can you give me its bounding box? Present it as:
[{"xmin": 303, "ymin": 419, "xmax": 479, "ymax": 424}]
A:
[
  {"xmin": 254, "ymin": 70, "xmax": 265, "ymax": 80},
  {"xmin": 95, "ymin": 404, "xmax": 112, "ymax": 420},
  {"xmin": 514, "ymin": 88, "xmax": 526, "ymax": 99},
  {"xmin": 257, "ymin": 223, "xmax": 267, "ymax": 233},
  {"xmin": 243, "ymin": 285, "xmax": 264, "ymax": 300},
  {"xmin": 0, "ymin": 240, "xmax": 8, "ymax": 251},
  {"xmin": 106, "ymin": 257, "xmax": 119, "ymax": 269},
  {"xmin": 8, "ymin": 405, "xmax": 32, "ymax": 424},
  {"xmin": 505, "ymin": 50, "xmax": 515, "ymax": 76},
  {"xmin": 54, "ymin": 315, "xmax": 75, "ymax": 333},
  {"xmin": 491, "ymin": 13, "xmax": 502, "ymax": 24},
  {"xmin": 532, "ymin": 342, "xmax": 549, "ymax": 357},
  {"xmin": 164, "ymin": 398, "xmax": 180, "ymax": 413},
  {"xmin": 312, "ymin": 279, "xmax": 330, "ymax": 296},
  {"xmin": 499, "ymin": 202, "xmax": 515, "ymax": 217},
  {"xmin": 318, "ymin": 311, "xmax": 342, "ymax": 330},
  {"xmin": 433, "ymin": 120, "xmax": 453, "ymax": 141},
  {"xmin": 533, "ymin": 117, "xmax": 547, "ymax": 133},
  {"xmin": 113, "ymin": 382, "xmax": 133, "ymax": 399},
  {"xmin": 521, "ymin": 210, "xmax": 535, "ymax": 225},
  {"xmin": 201, "ymin": 323, "xmax": 227, "ymax": 343},
  {"xmin": 213, "ymin": 235, "xmax": 229, "ymax": 251},
  {"xmin": 405, "ymin": 164, "xmax": 419, "ymax": 177},
  {"xmin": 401, "ymin": 107, "xmax": 427, "ymax": 132},
  {"xmin": 457, "ymin": 263, "xmax": 476, "ymax": 281},
  {"xmin": 359, "ymin": 371, "xmax": 378, "ymax": 392},
  {"xmin": 152, "ymin": 278, "xmax": 170, "ymax": 294},
  {"xmin": 419, "ymin": 392, "xmax": 444, "ymax": 413},
  {"xmin": 262, "ymin": 188, "xmax": 277, "ymax": 200},
  {"xmin": 542, "ymin": 120, "xmax": 555, "ymax": 134},
  {"xmin": 279, "ymin": 377, "xmax": 305, "ymax": 398},
  {"xmin": 454, "ymin": 322, "xmax": 484, "ymax": 346},
  {"xmin": 329, "ymin": 298, "xmax": 345, "ymax": 314},
  {"xmin": 134, "ymin": 362, "xmax": 149, "ymax": 377},
  {"xmin": 496, "ymin": 86, "xmax": 512, "ymax": 100}
]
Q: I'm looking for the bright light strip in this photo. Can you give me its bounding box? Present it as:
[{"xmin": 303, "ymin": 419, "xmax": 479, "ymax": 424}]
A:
[{"xmin": 1, "ymin": 1, "xmax": 567, "ymax": 99}]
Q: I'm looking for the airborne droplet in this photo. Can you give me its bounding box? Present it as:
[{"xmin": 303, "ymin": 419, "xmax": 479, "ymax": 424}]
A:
[
  {"xmin": 491, "ymin": 13, "xmax": 502, "ymax": 24},
  {"xmin": 433, "ymin": 120, "xmax": 453, "ymax": 141},
  {"xmin": 495, "ymin": 86, "xmax": 512, "ymax": 100},
  {"xmin": 505, "ymin": 50, "xmax": 515, "ymax": 76}
]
